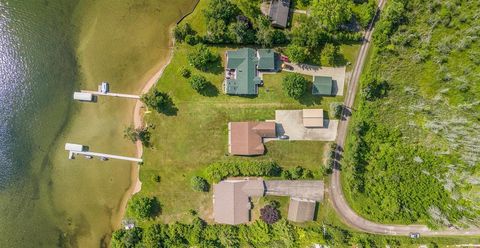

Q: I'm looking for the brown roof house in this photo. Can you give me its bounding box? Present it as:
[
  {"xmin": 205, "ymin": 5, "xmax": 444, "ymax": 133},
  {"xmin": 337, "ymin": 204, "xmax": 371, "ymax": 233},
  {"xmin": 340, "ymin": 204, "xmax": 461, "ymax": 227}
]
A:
[
  {"xmin": 302, "ymin": 109, "xmax": 324, "ymax": 128},
  {"xmin": 213, "ymin": 179, "xmax": 266, "ymax": 225},
  {"xmin": 228, "ymin": 122, "xmax": 277, "ymax": 156}
]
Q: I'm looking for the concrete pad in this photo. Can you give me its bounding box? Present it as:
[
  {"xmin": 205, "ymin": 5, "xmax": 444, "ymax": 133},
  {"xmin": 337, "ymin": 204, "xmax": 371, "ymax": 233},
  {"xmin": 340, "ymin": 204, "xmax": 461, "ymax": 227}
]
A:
[
  {"xmin": 265, "ymin": 180, "xmax": 324, "ymax": 201},
  {"xmin": 283, "ymin": 63, "xmax": 346, "ymax": 96},
  {"xmin": 272, "ymin": 110, "xmax": 338, "ymax": 141}
]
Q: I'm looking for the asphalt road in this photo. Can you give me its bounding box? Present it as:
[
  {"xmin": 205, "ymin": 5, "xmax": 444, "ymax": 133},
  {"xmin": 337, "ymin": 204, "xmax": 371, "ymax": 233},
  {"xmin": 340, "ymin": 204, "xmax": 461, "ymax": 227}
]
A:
[{"xmin": 329, "ymin": 0, "xmax": 480, "ymax": 237}]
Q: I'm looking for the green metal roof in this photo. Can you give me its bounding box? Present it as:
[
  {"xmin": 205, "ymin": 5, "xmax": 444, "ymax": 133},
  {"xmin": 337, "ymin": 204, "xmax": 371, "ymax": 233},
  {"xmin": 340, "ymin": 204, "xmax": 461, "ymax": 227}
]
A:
[
  {"xmin": 225, "ymin": 48, "xmax": 261, "ymax": 95},
  {"xmin": 257, "ymin": 49, "xmax": 275, "ymax": 70},
  {"xmin": 312, "ymin": 76, "xmax": 333, "ymax": 95}
]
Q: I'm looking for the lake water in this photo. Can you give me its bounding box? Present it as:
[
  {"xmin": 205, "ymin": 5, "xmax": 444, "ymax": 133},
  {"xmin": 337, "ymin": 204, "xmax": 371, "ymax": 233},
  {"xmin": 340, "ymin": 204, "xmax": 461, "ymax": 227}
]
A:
[{"xmin": 0, "ymin": 0, "xmax": 196, "ymax": 247}]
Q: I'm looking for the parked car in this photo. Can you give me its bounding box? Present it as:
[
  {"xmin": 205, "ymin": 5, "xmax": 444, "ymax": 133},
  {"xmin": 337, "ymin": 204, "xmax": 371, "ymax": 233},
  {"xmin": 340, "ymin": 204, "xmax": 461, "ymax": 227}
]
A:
[
  {"xmin": 280, "ymin": 54, "xmax": 290, "ymax": 62},
  {"xmin": 279, "ymin": 135, "xmax": 289, "ymax": 140},
  {"xmin": 409, "ymin": 233, "xmax": 420, "ymax": 239}
]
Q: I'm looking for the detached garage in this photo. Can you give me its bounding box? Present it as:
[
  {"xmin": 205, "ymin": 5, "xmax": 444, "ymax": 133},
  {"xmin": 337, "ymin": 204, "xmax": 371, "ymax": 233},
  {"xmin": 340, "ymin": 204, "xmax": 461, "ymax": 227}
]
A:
[
  {"xmin": 302, "ymin": 109, "xmax": 324, "ymax": 128},
  {"xmin": 312, "ymin": 76, "xmax": 333, "ymax": 95}
]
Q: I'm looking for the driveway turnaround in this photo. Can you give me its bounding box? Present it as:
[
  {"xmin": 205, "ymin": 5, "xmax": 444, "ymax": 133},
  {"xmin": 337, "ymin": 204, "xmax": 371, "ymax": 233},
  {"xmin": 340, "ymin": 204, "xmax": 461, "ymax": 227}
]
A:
[
  {"xmin": 272, "ymin": 110, "xmax": 338, "ymax": 141},
  {"xmin": 265, "ymin": 180, "xmax": 324, "ymax": 201},
  {"xmin": 283, "ymin": 63, "xmax": 346, "ymax": 96}
]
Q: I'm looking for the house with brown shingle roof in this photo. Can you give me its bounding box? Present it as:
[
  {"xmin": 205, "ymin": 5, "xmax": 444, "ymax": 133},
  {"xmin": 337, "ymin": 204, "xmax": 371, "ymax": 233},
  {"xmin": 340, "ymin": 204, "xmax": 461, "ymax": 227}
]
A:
[
  {"xmin": 228, "ymin": 122, "xmax": 277, "ymax": 156},
  {"xmin": 213, "ymin": 179, "xmax": 265, "ymax": 225}
]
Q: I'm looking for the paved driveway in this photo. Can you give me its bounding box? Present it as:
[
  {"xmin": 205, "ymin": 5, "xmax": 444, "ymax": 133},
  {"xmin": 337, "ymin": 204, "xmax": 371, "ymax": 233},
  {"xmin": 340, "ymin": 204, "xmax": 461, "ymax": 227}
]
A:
[
  {"xmin": 265, "ymin": 180, "xmax": 324, "ymax": 201},
  {"xmin": 283, "ymin": 63, "xmax": 346, "ymax": 96},
  {"xmin": 268, "ymin": 110, "xmax": 338, "ymax": 141}
]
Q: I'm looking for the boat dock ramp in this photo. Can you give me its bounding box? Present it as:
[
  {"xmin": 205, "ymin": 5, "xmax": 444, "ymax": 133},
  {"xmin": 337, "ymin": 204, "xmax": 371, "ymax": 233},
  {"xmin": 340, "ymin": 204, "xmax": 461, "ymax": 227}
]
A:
[
  {"xmin": 73, "ymin": 82, "xmax": 140, "ymax": 102},
  {"xmin": 65, "ymin": 143, "xmax": 142, "ymax": 163}
]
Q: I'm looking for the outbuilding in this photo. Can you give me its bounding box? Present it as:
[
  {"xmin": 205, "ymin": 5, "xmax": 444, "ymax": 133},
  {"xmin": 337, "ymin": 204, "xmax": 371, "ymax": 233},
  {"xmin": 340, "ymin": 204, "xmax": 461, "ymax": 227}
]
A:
[
  {"xmin": 312, "ymin": 76, "xmax": 333, "ymax": 95},
  {"xmin": 302, "ymin": 109, "xmax": 324, "ymax": 128},
  {"xmin": 73, "ymin": 92, "xmax": 93, "ymax": 102},
  {"xmin": 287, "ymin": 198, "xmax": 316, "ymax": 222}
]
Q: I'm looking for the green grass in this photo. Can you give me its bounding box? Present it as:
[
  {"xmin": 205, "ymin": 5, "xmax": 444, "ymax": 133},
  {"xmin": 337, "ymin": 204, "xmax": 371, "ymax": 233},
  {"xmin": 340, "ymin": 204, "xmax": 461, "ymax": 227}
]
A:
[{"xmin": 137, "ymin": 43, "xmax": 341, "ymax": 223}]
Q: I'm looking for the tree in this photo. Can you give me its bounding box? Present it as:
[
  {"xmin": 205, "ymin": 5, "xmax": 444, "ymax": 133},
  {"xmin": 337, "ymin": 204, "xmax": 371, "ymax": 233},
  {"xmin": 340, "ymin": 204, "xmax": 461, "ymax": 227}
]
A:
[
  {"xmin": 141, "ymin": 89, "xmax": 174, "ymax": 114},
  {"xmin": 352, "ymin": 1, "xmax": 376, "ymax": 28},
  {"xmin": 321, "ymin": 43, "xmax": 339, "ymax": 66},
  {"xmin": 228, "ymin": 21, "xmax": 256, "ymax": 44},
  {"xmin": 142, "ymin": 224, "xmax": 165, "ymax": 248},
  {"xmin": 189, "ymin": 75, "xmax": 209, "ymax": 93},
  {"xmin": 191, "ymin": 176, "xmax": 210, "ymax": 192},
  {"xmin": 127, "ymin": 196, "xmax": 160, "ymax": 220},
  {"xmin": 203, "ymin": 0, "xmax": 240, "ymax": 23},
  {"xmin": 311, "ymin": 0, "xmax": 353, "ymax": 30},
  {"xmin": 187, "ymin": 44, "xmax": 218, "ymax": 71},
  {"xmin": 330, "ymin": 102, "xmax": 343, "ymax": 119},
  {"xmin": 110, "ymin": 227, "xmax": 143, "ymax": 248},
  {"xmin": 260, "ymin": 204, "xmax": 280, "ymax": 224},
  {"xmin": 205, "ymin": 19, "xmax": 230, "ymax": 43},
  {"xmin": 185, "ymin": 34, "xmax": 200, "ymax": 46},
  {"xmin": 174, "ymin": 23, "xmax": 195, "ymax": 42},
  {"xmin": 123, "ymin": 126, "xmax": 151, "ymax": 147},
  {"xmin": 285, "ymin": 44, "xmax": 310, "ymax": 63},
  {"xmin": 282, "ymin": 74, "xmax": 308, "ymax": 99},
  {"xmin": 256, "ymin": 15, "xmax": 275, "ymax": 47},
  {"xmin": 179, "ymin": 67, "xmax": 191, "ymax": 78}
]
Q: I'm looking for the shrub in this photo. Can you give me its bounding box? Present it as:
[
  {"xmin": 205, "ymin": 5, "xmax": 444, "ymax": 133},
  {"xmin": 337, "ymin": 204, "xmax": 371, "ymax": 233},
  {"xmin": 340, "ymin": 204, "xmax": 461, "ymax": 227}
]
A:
[
  {"xmin": 141, "ymin": 89, "xmax": 175, "ymax": 114},
  {"xmin": 189, "ymin": 75, "xmax": 209, "ymax": 93},
  {"xmin": 284, "ymin": 44, "xmax": 310, "ymax": 63},
  {"xmin": 282, "ymin": 74, "xmax": 308, "ymax": 99},
  {"xmin": 127, "ymin": 196, "xmax": 160, "ymax": 220},
  {"xmin": 152, "ymin": 175, "xmax": 161, "ymax": 183},
  {"xmin": 191, "ymin": 176, "xmax": 210, "ymax": 192},
  {"xmin": 260, "ymin": 204, "xmax": 280, "ymax": 224},
  {"xmin": 185, "ymin": 34, "xmax": 200, "ymax": 46},
  {"xmin": 110, "ymin": 227, "xmax": 143, "ymax": 248},
  {"xmin": 204, "ymin": 160, "xmax": 281, "ymax": 182},
  {"xmin": 187, "ymin": 44, "xmax": 218, "ymax": 71},
  {"xmin": 321, "ymin": 43, "xmax": 339, "ymax": 66},
  {"xmin": 330, "ymin": 102, "xmax": 343, "ymax": 119},
  {"xmin": 179, "ymin": 67, "xmax": 191, "ymax": 78}
]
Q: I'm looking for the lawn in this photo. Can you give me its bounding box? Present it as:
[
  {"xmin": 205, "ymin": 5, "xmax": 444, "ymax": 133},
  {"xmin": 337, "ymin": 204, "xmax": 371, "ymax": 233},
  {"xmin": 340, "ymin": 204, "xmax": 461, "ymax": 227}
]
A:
[{"xmin": 137, "ymin": 42, "xmax": 341, "ymax": 223}]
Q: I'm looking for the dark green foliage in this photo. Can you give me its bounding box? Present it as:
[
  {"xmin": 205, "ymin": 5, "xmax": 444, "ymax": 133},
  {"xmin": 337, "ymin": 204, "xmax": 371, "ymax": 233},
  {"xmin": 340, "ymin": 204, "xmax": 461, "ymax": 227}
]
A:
[
  {"xmin": 260, "ymin": 205, "xmax": 280, "ymax": 224},
  {"xmin": 127, "ymin": 196, "xmax": 160, "ymax": 220},
  {"xmin": 205, "ymin": 19, "xmax": 231, "ymax": 44},
  {"xmin": 352, "ymin": 0, "xmax": 376, "ymax": 28},
  {"xmin": 188, "ymin": 75, "xmax": 209, "ymax": 93},
  {"xmin": 204, "ymin": 160, "xmax": 281, "ymax": 182},
  {"xmin": 288, "ymin": 166, "xmax": 314, "ymax": 179},
  {"xmin": 282, "ymin": 74, "xmax": 308, "ymax": 100},
  {"xmin": 330, "ymin": 102, "xmax": 343, "ymax": 119},
  {"xmin": 311, "ymin": 0, "xmax": 353, "ymax": 31},
  {"xmin": 185, "ymin": 34, "xmax": 200, "ymax": 45},
  {"xmin": 321, "ymin": 43, "xmax": 339, "ymax": 66},
  {"xmin": 285, "ymin": 44, "xmax": 310, "ymax": 63},
  {"xmin": 179, "ymin": 67, "xmax": 191, "ymax": 78},
  {"xmin": 255, "ymin": 15, "xmax": 276, "ymax": 47},
  {"xmin": 187, "ymin": 44, "xmax": 218, "ymax": 71},
  {"xmin": 174, "ymin": 23, "xmax": 195, "ymax": 43},
  {"xmin": 228, "ymin": 20, "xmax": 256, "ymax": 44},
  {"xmin": 141, "ymin": 89, "xmax": 176, "ymax": 115},
  {"xmin": 151, "ymin": 174, "xmax": 161, "ymax": 183},
  {"xmin": 361, "ymin": 74, "xmax": 389, "ymax": 101},
  {"xmin": 190, "ymin": 176, "xmax": 209, "ymax": 192},
  {"xmin": 203, "ymin": 0, "xmax": 240, "ymax": 23},
  {"xmin": 373, "ymin": 0, "xmax": 406, "ymax": 48},
  {"xmin": 110, "ymin": 227, "xmax": 143, "ymax": 248}
]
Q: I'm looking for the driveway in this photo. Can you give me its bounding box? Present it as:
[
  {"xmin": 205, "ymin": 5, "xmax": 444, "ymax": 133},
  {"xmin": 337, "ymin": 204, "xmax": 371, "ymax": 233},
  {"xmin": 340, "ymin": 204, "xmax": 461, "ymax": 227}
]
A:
[
  {"xmin": 268, "ymin": 110, "xmax": 338, "ymax": 141},
  {"xmin": 265, "ymin": 180, "xmax": 324, "ymax": 201},
  {"xmin": 283, "ymin": 63, "xmax": 346, "ymax": 96}
]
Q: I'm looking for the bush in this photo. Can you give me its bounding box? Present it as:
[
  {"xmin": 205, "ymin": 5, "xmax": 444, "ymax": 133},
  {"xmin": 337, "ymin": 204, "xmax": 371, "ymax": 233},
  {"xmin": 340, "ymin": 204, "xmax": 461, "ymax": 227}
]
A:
[
  {"xmin": 204, "ymin": 160, "xmax": 281, "ymax": 182},
  {"xmin": 185, "ymin": 34, "xmax": 200, "ymax": 46},
  {"xmin": 110, "ymin": 227, "xmax": 143, "ymax": 248},
  {"xmin": 141, "ymin": 89, "xmax": 175, "ymax": 114},
  {"xmin": 179, "ymin": 67, "xmax": 191, "ymax": 78},
  {"xmin": 260, "ymin": 204, "xmax": 280, "ymax": 224},
  {"xmin": 330, "ymin": 102, "xmax": 343, "ymax": 119},
  {"xmin": 321, "ymin": 43, "xmax": 339, "ymax": 66},
  {"xmin": 282, "ymin": 74, "xmax": 308, "ymax": 99},
  {"xmin": 285, "ymin": 44, "xmax": 310, "ymax": 63},
  {"xmin": 187, "ymin": 44, "xmax": 218, "ymax": 71},
  {"xmin": 189, "ymin": 75, "xmax": 209, "ymax": 93},
  {"xmin": 191, "ymin": 176, "xmax": 210, "ymax": 192},
  {"xmin": 127, "ymin": 196, "xmax": 160, "ymax": 220}
]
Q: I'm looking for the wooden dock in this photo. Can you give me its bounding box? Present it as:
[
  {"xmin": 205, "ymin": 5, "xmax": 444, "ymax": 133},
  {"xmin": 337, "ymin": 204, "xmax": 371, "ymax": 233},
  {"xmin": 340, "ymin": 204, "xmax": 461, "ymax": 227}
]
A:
[
  {"xmin": 80, "ymin": 90, "xmax": 140, "ymax": 99},
  {"xmin": 65, "ymin": 143, "xmax": 142, "ymax": 163}
]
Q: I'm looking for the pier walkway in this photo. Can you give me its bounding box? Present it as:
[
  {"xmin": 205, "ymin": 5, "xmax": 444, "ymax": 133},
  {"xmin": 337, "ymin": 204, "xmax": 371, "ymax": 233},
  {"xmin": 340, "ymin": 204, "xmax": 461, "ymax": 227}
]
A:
[
  {"xmin": 65, "ymin": 143, "xmax": 142, "ymax": 163},
  {"xmin": 80, "ymin": 90, "xmax": 140, "ymax": 99}
]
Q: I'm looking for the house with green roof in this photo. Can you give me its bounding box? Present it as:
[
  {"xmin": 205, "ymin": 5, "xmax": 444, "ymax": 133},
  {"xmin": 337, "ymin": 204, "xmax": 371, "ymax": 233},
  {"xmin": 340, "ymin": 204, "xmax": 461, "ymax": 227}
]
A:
[
  {"xmin": 224, "ymin": 48, "xmax": 277, "ymax": 95},
  {"xmin": 312, "ymin": 76, "xmax": 333, "ymax": 95}
]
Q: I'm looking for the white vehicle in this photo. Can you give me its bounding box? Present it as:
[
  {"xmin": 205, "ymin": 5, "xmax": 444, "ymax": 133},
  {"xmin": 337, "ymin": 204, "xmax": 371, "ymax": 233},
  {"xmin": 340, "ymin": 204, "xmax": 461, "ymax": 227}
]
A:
[{"xmin": 100, "ymin": 82, "xmax": 109, "ymax": 93}]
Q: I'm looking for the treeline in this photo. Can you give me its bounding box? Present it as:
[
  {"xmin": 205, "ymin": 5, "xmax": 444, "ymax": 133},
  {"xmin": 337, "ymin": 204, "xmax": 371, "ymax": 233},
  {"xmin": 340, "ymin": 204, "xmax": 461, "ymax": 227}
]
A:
[
  {"xmin": 175, "ymin": 0, "xmax": 377, "ymax": 63},
  {"xmin": 203, "ymin": 160, "xmax": 315, "ymax": 183},
  {"xmin": 343, "ymin": 0, "xmax": 478, "ymax": 227},
  {"xmin": 111, "ymin": 217, "xmax": 414, "ymax": 248}
]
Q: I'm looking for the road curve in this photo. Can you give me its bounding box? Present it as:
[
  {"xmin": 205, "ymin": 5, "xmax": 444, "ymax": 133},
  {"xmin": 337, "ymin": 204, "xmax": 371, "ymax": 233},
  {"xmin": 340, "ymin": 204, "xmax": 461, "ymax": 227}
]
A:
[{"xmin": 330, "ymin": 0, "xmax": 480, "ymax": 236}]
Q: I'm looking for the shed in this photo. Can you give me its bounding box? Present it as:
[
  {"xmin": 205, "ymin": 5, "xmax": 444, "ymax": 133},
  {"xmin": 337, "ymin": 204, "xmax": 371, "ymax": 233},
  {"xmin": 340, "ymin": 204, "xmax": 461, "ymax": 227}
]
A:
[
  {"xmin": 73, "ymin": 92, "xmax": 93, "ymax": 102},
  {"xmin": 312, "ymin": 76, "xmax": 333, "ymax": 95},
  {"xmin": 302, "ymin": 109, "xmax": 324, "ymax": 128},
  {"xmin": 287, "ymin": 198, "xmax": 316, "ymax": 222}
]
